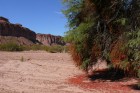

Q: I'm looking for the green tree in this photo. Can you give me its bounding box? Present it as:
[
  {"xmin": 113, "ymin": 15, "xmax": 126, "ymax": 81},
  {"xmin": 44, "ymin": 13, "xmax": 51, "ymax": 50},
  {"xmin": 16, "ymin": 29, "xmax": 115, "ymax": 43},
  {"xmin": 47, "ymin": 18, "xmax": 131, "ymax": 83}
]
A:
[{"xmin": 63, "ymin": 0, "xmax": 140, "ymax": 78}]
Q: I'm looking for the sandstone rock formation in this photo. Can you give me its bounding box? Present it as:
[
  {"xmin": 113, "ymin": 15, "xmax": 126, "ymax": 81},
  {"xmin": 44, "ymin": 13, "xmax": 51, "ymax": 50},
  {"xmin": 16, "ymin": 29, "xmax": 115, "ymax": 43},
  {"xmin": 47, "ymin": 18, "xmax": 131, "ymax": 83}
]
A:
[
  {"xmin": 0, "ymin": 17, "xmax": 36, "ymax": 42},
  {"xmin": 36, "ymin": 33, "xmax": 65, "ymax": 46},
  {"xmin": 0, "ymin": 17, "xmax": 9, "ymax": 23},
  {"xmin": 0, "ymin": 36, "xmax": 35, "ymax": 45},
  {"xmin": 0, "ymin": 17, "xmax": 66, "ymax": 46}
]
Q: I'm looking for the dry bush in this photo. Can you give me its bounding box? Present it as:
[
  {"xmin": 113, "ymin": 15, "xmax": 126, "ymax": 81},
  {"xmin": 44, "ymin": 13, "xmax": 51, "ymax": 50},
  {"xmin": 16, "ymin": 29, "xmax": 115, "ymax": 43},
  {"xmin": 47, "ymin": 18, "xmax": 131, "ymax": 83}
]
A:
[
  {"xmin": 110, "ymin": 36, "xmax": 138, "ymax": 77},
  {"xmin": 91, "ymin": 43, "xmax": 102, "ymax": 62},
  {"xmin": 110, "ymin": 37, "xmax": 126, "ymax": 65},
  {"xmin": 69, "ymin": 44, "xmax": 82, "ymax": 67}
]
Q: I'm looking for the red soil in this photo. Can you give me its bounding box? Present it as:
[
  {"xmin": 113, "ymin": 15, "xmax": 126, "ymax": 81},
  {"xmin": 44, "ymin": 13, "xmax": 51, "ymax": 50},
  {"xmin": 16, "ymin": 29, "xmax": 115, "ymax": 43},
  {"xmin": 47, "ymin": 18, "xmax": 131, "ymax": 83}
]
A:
[{"xmin": 68, "ymin": 74, "xmax": 140, "ymax": 93}]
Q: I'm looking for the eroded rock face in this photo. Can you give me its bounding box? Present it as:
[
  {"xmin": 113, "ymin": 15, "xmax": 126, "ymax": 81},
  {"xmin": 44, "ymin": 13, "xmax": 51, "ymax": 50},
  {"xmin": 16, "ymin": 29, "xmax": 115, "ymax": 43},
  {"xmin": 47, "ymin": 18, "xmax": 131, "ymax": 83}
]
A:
[
  {"xmin": 0, "ymin": 17, "xmax": 65, "ymax": 46},
  {"xmin": 0, "ymin": 17, "xmax": 36, "ymax": 41},
  {"xmin": 36, "ymin": 34, "xmax": 65, "ymax": 46},
  {"xmin": 0, "ymin": 17, "xmax": 9, "ymax": 23},
  {"xmin": 0, "ymin": 36, "xmax": 35, "ymax": 45}
]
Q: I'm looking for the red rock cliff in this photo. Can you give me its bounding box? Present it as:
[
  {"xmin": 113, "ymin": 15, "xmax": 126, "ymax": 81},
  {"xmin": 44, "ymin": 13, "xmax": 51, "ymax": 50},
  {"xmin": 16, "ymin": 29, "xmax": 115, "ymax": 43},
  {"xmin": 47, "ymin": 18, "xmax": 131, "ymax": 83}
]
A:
[
  {"xmin": 0, "ymin": 17, "xmax": 36, "ymax": 41},
  {"xmin": 36, "ymin": 33, "xmax": 65, "ymax": 46}
]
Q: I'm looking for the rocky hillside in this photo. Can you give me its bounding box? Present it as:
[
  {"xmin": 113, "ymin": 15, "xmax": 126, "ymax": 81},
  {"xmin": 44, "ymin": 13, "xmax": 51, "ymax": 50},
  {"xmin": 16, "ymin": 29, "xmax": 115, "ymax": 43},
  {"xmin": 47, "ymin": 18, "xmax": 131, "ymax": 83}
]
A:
[
  {"xmin": 0, "ymin": 17, "xmax": 36, "ymax": 42},
  {"xmin": 36, "ymin": 34, "xmax": 65, "ymax": 46},
  {"xmin": 0, "ymin": 36, "xmax": 35, "ymax": 45},
  {"xmin": 0, "ymin": 17, "xmax": 65, "ymax": 46}
]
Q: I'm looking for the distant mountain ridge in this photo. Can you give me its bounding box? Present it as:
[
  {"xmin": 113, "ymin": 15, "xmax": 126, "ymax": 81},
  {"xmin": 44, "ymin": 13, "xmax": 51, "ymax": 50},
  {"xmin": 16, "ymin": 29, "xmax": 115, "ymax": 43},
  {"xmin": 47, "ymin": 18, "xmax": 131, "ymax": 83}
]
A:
[{"xmin": 0, "ymin": 17, "xmax": 65, "ymax": 46}]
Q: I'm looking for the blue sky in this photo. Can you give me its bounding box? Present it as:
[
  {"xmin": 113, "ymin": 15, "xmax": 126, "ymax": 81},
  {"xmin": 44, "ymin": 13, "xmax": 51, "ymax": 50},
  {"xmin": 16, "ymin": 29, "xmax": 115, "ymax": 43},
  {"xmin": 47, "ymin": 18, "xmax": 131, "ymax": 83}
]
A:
[{"xmin": 0, "ymin": 0, "xmax": 67, "ymax": 36}]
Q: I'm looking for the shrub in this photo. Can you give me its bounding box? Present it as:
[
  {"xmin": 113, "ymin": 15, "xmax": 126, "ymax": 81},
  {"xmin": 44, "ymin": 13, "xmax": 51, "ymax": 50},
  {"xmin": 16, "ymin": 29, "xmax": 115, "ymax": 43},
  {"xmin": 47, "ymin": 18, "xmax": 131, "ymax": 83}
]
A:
[
  {"xmin": 63, "ymin": 0, "xmax": 140, "ymax": 79},
  {"xmin": 24, "ymin": 45, "xmax": 47, "ymax": 51},
  {"xmin": 0, "ymin": 42, "xmax": 23, "ymax": 51}
]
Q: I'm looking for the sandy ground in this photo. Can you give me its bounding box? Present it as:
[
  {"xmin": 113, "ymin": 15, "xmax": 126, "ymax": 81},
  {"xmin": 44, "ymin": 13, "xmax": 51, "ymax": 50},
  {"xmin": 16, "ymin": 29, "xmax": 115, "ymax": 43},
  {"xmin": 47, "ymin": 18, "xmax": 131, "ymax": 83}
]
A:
[{"xmin": 0, "ymin": 51, "xmax": 100, "ymax": 93}]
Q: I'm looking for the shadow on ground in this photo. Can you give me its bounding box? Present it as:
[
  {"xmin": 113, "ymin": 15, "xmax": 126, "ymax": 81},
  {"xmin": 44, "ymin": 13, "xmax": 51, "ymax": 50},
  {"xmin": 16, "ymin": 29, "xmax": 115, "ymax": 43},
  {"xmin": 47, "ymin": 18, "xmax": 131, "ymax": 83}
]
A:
[
  {"xmin": 128, "ymin": 84, "xmax": 140, "ymax": 90},
  {"xmin": 88, "ymin": 68, "xmax": 127, "ymax": 81},
  {"xmin": 88, "ymin": 68, "xmax": 140, "ymax": 91}
]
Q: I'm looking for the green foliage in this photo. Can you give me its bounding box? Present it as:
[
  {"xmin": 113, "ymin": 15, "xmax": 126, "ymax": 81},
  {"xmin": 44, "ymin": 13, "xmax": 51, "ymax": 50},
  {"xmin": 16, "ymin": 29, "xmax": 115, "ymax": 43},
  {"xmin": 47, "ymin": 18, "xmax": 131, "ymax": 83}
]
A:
[
  {"xmin": 0, "ymin": 42, "xmax": 23, "ymax": 51},
  {"xmin": 63, "ymin": 0, "xmax": 140, "ymax": 79},
  {"xmin": 138, "ymin": 69, "xmax": 140, "ymax": 78},
  {"xmin": 124, "ymin": 29, "xmax": 140, "ymax": 75},
  {"xmin": 0, "ymin": 42, "xmax": 68, "ymax": 53},
  {"xmin": 63, "ymin": 0, "xmax": 125, "ymax": 70},
  {"xmin": 119, "ymin": 59, "xmax": 129, "ymax": 71},
  {"xmin": 23, "ymin": 45, "xmax": 68, "ymax": 53},
  {"xmin": 63, "ymin": 0, "xmax": 98, "ymax": 70},
  {"xmin": 80, "ymin": 58, "xmax": 90, "ymax": 70},
  {"xmin": 62, "ymin": 0, "xmax": 84, "ymax": 29},
  {"xmin": 23, "ymin": 45, "xmax": 47, "ymax": 51},
  {"xmin": 115, "ymin": 18, "xmax": 128, "ymax": 26}
]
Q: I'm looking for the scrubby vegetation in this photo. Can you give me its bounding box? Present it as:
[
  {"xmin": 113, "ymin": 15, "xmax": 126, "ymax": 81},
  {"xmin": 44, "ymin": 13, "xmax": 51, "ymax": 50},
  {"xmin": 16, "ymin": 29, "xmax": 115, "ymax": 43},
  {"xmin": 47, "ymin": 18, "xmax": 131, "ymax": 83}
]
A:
[
  {"xmin": 0, "ymin": 42, "xmax": 68, "ymax": 53},
  {"xmin": 0, "ymin": 42, "xmax": 24, "ymax": 51},
  {"xmin": 22, "ymin": 45, "xmax": 47, "ymax": 51},
  {"xmin": 62, "ymin": 0, "xmax": 140, "ymax": 81}
]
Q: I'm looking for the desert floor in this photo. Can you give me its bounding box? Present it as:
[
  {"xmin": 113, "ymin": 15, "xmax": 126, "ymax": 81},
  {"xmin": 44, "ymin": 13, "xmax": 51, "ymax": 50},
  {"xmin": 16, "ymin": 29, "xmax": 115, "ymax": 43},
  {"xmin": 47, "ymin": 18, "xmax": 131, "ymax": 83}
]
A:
[{"xmin": 0, "ymin": 51, "xmax": 139, "ymax": 93}]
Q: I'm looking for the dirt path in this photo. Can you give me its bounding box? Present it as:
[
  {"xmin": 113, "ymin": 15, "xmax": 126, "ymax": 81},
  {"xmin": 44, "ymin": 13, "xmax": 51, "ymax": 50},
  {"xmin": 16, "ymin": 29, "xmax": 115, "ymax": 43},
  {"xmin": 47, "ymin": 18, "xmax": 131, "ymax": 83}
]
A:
[{"xmin": 0, "ymin": 51, "xmax": 99, "ymax": 93}]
